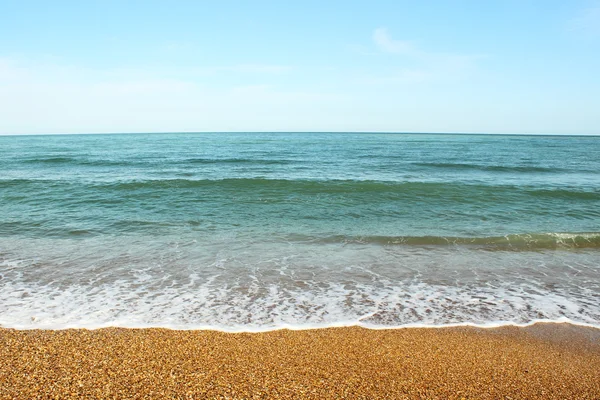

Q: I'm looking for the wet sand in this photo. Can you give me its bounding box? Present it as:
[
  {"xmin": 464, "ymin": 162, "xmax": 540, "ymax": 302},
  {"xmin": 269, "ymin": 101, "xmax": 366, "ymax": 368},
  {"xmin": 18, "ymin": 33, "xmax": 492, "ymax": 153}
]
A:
[{"xmin": 1, "ymin": 323, "xmax": 599, "ymax": 399}]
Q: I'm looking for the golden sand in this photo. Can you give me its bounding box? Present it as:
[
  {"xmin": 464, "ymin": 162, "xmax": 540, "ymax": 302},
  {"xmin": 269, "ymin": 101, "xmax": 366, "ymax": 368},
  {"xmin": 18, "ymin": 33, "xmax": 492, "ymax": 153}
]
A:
[{"xmin": 1, "ymin": 323, "xmax": 599, "ymax": 399}]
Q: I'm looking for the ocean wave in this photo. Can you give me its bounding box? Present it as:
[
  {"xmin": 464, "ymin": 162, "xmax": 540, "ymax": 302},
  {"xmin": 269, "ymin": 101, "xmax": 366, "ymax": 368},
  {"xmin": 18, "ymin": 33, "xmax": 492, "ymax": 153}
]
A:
[
  {"xmin": 20, "ymin": 157, "xmax": 137, "ymax": 167},
  {"xmin": 17, "ymin": 156, "xmax": 295, "ymax": 167},
  {"xmin": 21, "ymin": 156, "xmax": 77, "ymax": 164},
  {"xmin": 75, "ymin": 178, "xmax": 600, "ymax": 200},
  {"xmin": 184, "ymin": 157, "xmax": 293, "ymax": 165},
  {"xmin": 286, "ymin": 232, "xmax": 600, "ymax": 250},
  {"xmin": 1, "ymin": 178, "xmax": 598, "ymax": 240},
  {"xmin": 2, "ymin": 176, "xmax": 598, "ymax": 196},
  {"xmin": 414, "ymin": 162, "xmax": 560, "ymax": 173}
]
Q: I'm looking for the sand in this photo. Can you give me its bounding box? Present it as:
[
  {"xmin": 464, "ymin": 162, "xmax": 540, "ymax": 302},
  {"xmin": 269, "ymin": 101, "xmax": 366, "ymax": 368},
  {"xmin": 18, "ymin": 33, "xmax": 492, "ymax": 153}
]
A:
[{"xmin": 1, "ymin": 323, "xmax": 599, "ymax": 399}]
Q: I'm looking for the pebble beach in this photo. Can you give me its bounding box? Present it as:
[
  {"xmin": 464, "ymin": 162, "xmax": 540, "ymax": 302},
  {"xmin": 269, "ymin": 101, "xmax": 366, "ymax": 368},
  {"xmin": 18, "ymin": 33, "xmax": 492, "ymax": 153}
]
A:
[{"xmin": 1, "ymin": 323, "xmax": 599, "ymax": 399}]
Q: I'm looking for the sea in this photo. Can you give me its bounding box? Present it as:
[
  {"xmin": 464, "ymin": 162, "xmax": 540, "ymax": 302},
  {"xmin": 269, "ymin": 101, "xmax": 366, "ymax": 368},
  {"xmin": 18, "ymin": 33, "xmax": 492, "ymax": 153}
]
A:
[{"xmin": 0, "ymin": 132, "xmax": 599, "ymax": 331}]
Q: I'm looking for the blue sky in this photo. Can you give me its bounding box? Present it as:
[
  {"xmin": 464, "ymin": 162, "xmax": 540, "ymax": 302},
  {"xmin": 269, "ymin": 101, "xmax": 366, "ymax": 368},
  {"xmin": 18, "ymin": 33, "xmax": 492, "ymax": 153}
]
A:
[{"xmin": 1, "ymin": 0, "xmax": 599, "ymax": 134}]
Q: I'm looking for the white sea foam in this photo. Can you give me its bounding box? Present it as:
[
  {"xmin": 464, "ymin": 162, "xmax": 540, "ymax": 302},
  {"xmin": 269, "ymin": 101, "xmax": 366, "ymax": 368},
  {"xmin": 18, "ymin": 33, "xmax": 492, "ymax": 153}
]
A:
[
  {"xmin": 1, "ymin": 276, "xmax": 598, "ymax": 331},
  {"xmin": 1, "ymin": 233, "xmax": 599, "ymax": 331}
]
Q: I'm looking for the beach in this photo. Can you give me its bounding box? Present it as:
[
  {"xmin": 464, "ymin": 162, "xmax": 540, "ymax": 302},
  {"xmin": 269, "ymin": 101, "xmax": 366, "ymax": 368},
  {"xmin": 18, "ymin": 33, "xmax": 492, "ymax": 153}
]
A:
[{"xmin": 1, "ymin": 323, "xmax": 599, "ymax": 399}]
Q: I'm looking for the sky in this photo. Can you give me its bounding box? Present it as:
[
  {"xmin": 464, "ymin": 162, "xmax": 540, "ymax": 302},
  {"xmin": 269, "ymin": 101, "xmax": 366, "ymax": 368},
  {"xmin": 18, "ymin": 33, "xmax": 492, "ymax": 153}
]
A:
[{"xmin": 1, "ymin": 0, "xmax": 599, "ymax": 135}]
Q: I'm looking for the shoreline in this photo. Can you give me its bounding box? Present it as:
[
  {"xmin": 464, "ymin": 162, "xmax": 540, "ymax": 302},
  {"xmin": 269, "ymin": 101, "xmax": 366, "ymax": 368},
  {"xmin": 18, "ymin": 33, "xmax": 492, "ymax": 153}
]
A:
[
  {"xmin": 1, "ymin": 322, "xmax": 599, "ymax": 399},
  {"xmin": 3, "ymin": 319, "xmax": 600, "ymax": 333}
]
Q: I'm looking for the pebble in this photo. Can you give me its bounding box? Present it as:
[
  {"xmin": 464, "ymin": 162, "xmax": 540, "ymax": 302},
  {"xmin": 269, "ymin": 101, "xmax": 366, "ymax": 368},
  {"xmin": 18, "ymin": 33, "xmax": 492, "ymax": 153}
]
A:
[{"xmin": 0, "ymin": 323, "xmax": 599, "ymax": 399}]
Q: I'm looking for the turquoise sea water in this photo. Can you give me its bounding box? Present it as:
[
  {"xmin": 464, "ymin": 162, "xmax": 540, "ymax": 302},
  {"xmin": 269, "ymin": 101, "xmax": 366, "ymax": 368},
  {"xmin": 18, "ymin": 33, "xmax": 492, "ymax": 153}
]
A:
[{"xmin": 1, "ymin": 132, "xmax": 599, "ymax": 330}]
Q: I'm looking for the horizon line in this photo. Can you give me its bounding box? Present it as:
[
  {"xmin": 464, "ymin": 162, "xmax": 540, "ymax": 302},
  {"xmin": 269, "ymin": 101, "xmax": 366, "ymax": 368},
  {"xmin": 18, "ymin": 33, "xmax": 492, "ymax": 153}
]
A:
[{"xmin": 1, "ymin": 131, "xmax": 599, "ymax": 137}]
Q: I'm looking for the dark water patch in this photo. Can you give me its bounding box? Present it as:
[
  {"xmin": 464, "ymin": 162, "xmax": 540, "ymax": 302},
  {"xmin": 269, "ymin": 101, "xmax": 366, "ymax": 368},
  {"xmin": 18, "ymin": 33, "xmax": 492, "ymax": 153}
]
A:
[
  {"xmin": 4, "ymin": 178, "xmax": 598, "ymax": 205},
  {"xmin": 88, "ymin": 178, "xmax": 600, "ymax": 201},
  {"xmin": 109, "ymin": 220, "xmax": 181, "ymax": 231},
  {"xmin": 21, "ymin": 156, "xmax": 77, "ymax": 164},
  {"xmin": 0, "ymin": 221, "xmax": 45, "ymax": 235},
  {"xmin": 0, "ymin": 179, "xmax": 70, "ymax": 190},
  {"xmin": 414, "ymin": 162, "xmax": 561, "ymax": 173},
  {"xmin": 95, "ymin": 178, "xmax": 404, "ymax": 193},
  {"xmin": 528, "ymin": 188, "xmax": 600, "ymax": 200},
  {"xmin": 184, "ymin": 157, "xmax": 293, "ymax": 165},
  {"xmin": 67, "ymin": 229, "xmax": 97, "ymax": 236},
  {"xmin": 0, "ymin": 221, "xmax": 101, "ymax": 238},
  {"xmin": 77, "ymin": 159, "xmax": 136, "ymax": 167},
  {"xmin": 21, "ymin": 157, "xmax": 136, "ymax": 167}
]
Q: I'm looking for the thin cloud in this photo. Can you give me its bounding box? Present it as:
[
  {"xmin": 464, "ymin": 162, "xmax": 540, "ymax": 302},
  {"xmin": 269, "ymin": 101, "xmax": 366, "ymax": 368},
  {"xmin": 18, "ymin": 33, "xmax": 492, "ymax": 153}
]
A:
[
  {"xmin": 0, "ymin": 58, "xmax": 339, "ymax": 134},
  {"xmin": 568, "ymin": 5, "xmax": 600, "ymax": 37},
  {"xmin": 0, "ymin": 59, "xmax": 20, "ymax": 82},
  {"xmin": 372, "ymin": 28, "xmax": 415, "ymax": 55},
  {"xmin": 220, "ymin": 64, "xmax": 292, "ymax": 74},
  {"xmin": 368, "ymin": 68, "xmax": 433, "ymax": 85},
  {"xmin": 161, "ymin": 40, "xmax": 196, "ymax": 52},
  {"xmin": 368, "ymin": 28, "xmax": 485, "ymax": 84}
]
